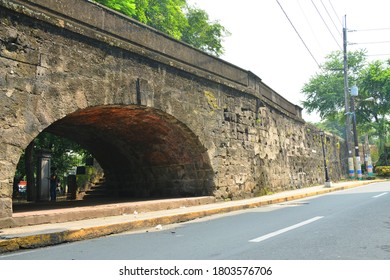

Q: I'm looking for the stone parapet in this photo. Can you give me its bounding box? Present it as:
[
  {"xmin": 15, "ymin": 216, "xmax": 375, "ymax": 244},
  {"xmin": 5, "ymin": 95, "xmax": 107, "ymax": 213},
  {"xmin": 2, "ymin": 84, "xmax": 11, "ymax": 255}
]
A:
[{"xmin": 0, "ymin": 0, "xmax": 302, "ymax": 121}]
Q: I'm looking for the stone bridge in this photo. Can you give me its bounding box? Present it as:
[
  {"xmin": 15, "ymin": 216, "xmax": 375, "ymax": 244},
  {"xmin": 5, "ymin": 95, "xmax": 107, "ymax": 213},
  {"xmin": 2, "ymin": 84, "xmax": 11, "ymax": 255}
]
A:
[{"xmin": 0, "ymin": 0, "xmax": 346, "ymax": 227}]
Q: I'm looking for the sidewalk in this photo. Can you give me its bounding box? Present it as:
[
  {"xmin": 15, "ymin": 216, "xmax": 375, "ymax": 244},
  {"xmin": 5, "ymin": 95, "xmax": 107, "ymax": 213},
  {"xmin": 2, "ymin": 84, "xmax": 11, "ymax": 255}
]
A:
[{"xmin": 0, "ymin": 180, "xmax": 381, "ymax": 254}]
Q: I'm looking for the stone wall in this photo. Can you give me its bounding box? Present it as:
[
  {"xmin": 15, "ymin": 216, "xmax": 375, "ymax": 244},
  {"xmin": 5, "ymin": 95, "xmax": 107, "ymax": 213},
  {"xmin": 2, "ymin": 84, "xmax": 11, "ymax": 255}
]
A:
[
  {"xmin": 204, "ymin": 91, "xmax": 346, "ymax": 199},
  {"xmin": 0, "ymin": 0, "xmax": 346, "ymax": 227}
]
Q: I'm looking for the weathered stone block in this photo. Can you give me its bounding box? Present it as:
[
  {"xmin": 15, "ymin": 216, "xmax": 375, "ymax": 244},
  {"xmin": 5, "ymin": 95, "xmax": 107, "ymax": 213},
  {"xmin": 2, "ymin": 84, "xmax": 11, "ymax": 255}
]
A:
[{"xmin": 0, "ymin": 197, "xmax": 12, "ymax": 218}]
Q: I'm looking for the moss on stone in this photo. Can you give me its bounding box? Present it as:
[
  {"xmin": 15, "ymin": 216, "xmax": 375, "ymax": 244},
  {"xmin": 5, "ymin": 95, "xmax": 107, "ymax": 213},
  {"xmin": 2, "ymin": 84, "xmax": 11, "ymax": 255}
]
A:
[{"xmin": 204, "ymin": 90, "xmax": 219, "ymax": 110}]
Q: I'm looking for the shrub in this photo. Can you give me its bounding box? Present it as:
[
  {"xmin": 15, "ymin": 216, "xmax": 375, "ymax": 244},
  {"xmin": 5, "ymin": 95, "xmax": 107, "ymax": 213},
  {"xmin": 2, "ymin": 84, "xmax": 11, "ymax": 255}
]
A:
[{"xmin": 374, "ymin": 166, "xmax": 390, "ymax": 176}]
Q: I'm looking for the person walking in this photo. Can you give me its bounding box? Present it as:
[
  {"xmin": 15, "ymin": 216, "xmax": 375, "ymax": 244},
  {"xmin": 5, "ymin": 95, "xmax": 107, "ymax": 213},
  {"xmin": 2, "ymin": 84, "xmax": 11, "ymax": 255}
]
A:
[{"xmin": 50, "ymin": 171, "xmax": 59, "ymax": 202}]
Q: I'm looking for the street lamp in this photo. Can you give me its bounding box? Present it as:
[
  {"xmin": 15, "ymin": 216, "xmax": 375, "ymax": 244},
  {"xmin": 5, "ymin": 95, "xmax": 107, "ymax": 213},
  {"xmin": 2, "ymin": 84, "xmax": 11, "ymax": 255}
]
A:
[
  {"xmin": 350, "ymin": 85, "xmax": 363, "ymax": 180},
  {"xmin": 319, "ymin": 130, "xmax": 332, "ymax": 187}
]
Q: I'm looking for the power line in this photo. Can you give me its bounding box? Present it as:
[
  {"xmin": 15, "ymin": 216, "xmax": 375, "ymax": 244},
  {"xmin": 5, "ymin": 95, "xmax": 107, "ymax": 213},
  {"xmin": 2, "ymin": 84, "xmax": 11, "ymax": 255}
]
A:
[
  {"xmin": 349, "ymin": 27, "xmax": 390, "ymax": 32},
  {"xmin": 311, "ymin": 0, "xmax": 342, "ymax": 50},
  {"xmin": 367, "ymin": 53, "xmax": 390, "ymax": 57},
  {"xmin": 320, "ymin": 0, "xmax": 342, "ymax": 37},
  {"xmin": 328, "ymin": 0, "xmax": 342, "ymax": 26},
  {"xmin": 350, "ymin": 40, "xmax": 390, "ymax": 45},
  {"xmin": 275, "ymin": 0, "xmax": 321, "ymax": 68},
  {"xmin": 297, "ymin": 0, "xmax": 323, "ymax": 51},
  {"xmin": 347, "ymin": 27, "xmax": 390, "ymax": 59}
]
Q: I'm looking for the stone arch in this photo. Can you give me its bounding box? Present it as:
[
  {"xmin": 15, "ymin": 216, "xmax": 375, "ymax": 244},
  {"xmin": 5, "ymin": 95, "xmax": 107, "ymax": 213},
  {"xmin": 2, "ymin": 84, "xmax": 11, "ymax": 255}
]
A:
[{"xmin": 32, "ymin": 104, "xmax": 214, "ymax": 198}]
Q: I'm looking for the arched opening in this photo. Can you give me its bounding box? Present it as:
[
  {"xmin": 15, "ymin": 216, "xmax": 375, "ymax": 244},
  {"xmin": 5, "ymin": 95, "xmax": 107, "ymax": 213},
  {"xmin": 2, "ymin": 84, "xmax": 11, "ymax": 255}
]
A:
[{"xmin": 13, "ymin": 105, "xmax": 214, "ymax": 206}]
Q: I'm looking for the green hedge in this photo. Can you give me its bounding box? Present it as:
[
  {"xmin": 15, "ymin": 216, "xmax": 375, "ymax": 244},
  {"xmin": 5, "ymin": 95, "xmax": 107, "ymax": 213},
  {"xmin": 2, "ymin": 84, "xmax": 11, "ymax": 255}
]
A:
[{"xmin": 374, "ymin": 166, "xmax": 390, "ymax": 176}]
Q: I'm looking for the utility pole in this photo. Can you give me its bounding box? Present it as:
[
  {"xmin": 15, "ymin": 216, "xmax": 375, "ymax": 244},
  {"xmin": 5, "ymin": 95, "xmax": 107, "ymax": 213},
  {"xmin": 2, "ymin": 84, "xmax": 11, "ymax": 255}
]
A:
[
  {"xmin": 343, "ymin": 15, "xmax": 354, "ymax": 179},
  {"xmin": 350, "ymin": 86, "xmax": 362, "ymax": 180}
]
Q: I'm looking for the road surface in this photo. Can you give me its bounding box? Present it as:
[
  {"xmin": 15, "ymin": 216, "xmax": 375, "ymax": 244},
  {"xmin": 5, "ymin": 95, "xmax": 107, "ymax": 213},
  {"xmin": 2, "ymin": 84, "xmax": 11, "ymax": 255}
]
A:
[{"xmin": 1, "ymin": 181, "xmax": 390, "ymax": 260}]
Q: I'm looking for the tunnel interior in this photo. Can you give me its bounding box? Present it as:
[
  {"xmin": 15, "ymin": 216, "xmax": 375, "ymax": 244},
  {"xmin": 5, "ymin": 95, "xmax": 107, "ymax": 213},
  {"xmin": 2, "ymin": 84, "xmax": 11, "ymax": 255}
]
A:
[{"xmin": 43, "ymin": 105, "xmax": 214, "ymax": 198}]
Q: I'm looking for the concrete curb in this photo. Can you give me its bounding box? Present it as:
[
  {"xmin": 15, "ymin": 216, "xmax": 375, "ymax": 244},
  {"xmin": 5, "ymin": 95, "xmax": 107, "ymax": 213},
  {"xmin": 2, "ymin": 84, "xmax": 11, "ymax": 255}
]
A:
[
  {"xmin": 0, "ymin": 180, "xmax": 383, "ymax": 254},
  {"xmin": 11, "ymin": 196, "xmax": 217, "ymax": 228}
]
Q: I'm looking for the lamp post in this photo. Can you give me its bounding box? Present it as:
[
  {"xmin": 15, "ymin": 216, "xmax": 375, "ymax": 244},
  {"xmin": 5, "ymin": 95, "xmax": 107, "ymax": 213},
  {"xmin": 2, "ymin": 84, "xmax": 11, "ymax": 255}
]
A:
[
  {"xmin": 350, "ymin": 86, "xmax": 363, "ymax": 180},
  {"xmin": 319, "ymin": 130, "xmax": 332, "ymax": 187}
]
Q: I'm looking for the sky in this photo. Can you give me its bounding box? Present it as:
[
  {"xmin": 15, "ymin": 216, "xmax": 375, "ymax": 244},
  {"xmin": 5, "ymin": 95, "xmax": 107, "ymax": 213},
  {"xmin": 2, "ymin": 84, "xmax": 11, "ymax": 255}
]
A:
[{"xmin": 187, "ymin": 0, "xmax": 390, "ymax": 122}]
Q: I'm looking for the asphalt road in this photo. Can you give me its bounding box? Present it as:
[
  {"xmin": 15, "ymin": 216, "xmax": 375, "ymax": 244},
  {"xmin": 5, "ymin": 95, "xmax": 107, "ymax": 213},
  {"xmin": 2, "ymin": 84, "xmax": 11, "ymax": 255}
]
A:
[{"xmin": 2, "ymin": 182, "xmax": 390, "ymax": 260}]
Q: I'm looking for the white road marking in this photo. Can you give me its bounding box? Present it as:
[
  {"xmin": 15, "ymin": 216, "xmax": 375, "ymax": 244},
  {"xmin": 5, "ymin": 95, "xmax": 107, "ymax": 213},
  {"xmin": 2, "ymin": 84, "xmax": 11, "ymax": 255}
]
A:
[
  {"xmin": 249, "ymin": 216, "xmax": 324, "ymax": 243},
  {"xmin": 0, "ymin": 250, "xmax": 33, "ymax": 258},
  {"xmin": 372, "ymin": 192, "xmax": 388, "ymax": 198}
]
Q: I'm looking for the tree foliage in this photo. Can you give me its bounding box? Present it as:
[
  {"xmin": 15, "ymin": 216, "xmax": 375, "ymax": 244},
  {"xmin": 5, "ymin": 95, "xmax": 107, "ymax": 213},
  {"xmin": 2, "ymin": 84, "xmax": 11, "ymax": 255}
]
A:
[
  {"xmin": 302, "ymin": 50, "xmax": 366, "ymax": 119},
  {"xmin": 357, "ymin": 60, "xmax": 390, "ymax": 123},
  {"xmin": 96, "ymin": 0, "xmax": 136, "ymax": 16},
  {"xmin": 16, "ymin": 132, "xmax": 89, "ymax": 181},
  {"xmin": 181, "ymin": 6, "xmax": 229, "ymax": 55},
  {"xmin": 93, "ymin": 0, "xmax": 229, "ymax": 56},
  {"xmin": 312, "ymin": 113, "xmax": 346, "ymax": 138},
  {"xmin": 357, "ymin": 59, "xmax": 390, "ymax": 151},
  {"xmin": 302, "ymin": 50, "xmax": 390, "ymax": 160},
  {"xmin": 135, "ymin": 0, "xmax": 187, "ymax": 39}
]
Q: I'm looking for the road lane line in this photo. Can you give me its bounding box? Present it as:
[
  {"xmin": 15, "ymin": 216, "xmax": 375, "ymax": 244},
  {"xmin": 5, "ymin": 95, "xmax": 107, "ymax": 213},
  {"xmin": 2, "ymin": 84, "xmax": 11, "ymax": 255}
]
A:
[
  {"xmin": 372, "ymin": 192, "xmax": 388, "ymax": 198},
  {"xmin": 249, "ymin": 216, "xmax": 324, "ymax": 243}
]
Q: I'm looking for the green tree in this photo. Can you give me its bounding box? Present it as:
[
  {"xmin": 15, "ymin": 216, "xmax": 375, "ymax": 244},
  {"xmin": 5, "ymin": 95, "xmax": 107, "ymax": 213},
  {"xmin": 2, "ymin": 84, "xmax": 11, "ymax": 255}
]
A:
[
  {"xmin": 302, "ymin": 50, "xmax": 390, "ymax": 164},
  {"xmin": 302, "ymin": 50, "xmax": 367, "ymax": 120},
  {"xmin": 357, "ymin": 60, "xmax": 390, "ymax": 158},
  {"xmin": 16, "ymin": 133, "xmax": 89, "ymax": 189},
  {"xmin": 135, "ymin": 0, "xmax": 187, "ymax": 40},
  {"xmin": 181, "ymin": 6, "xmax": 229, "ymax": 56},
  {"xmin": 94, "ymin": 0, "xmax": 136, "ymax": 16},
  {"xmin": 33, "ymin": 132, "xmax": 90, "ymax": 176},
  {"xmin": 93, "ymin": 0, "xmax": 229, "ymax": 56},
  {"xmin": 312, "ymin": 113, "xmax": 346, "ymax": 138}
]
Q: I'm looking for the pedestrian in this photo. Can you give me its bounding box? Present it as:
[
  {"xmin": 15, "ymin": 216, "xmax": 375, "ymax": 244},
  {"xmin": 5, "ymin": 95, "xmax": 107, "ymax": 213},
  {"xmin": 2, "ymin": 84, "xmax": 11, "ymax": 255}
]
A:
[{"xmin": 50, "ymin": 171, "xmax": 59, "ymax": 202}]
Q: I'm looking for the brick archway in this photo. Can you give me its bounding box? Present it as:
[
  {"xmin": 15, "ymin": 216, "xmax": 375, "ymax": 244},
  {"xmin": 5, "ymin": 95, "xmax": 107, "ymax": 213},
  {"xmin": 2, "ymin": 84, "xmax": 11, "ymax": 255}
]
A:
[{"xmin": 44, "ymin": 105, "xmax": 214, "ymax": 198}]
